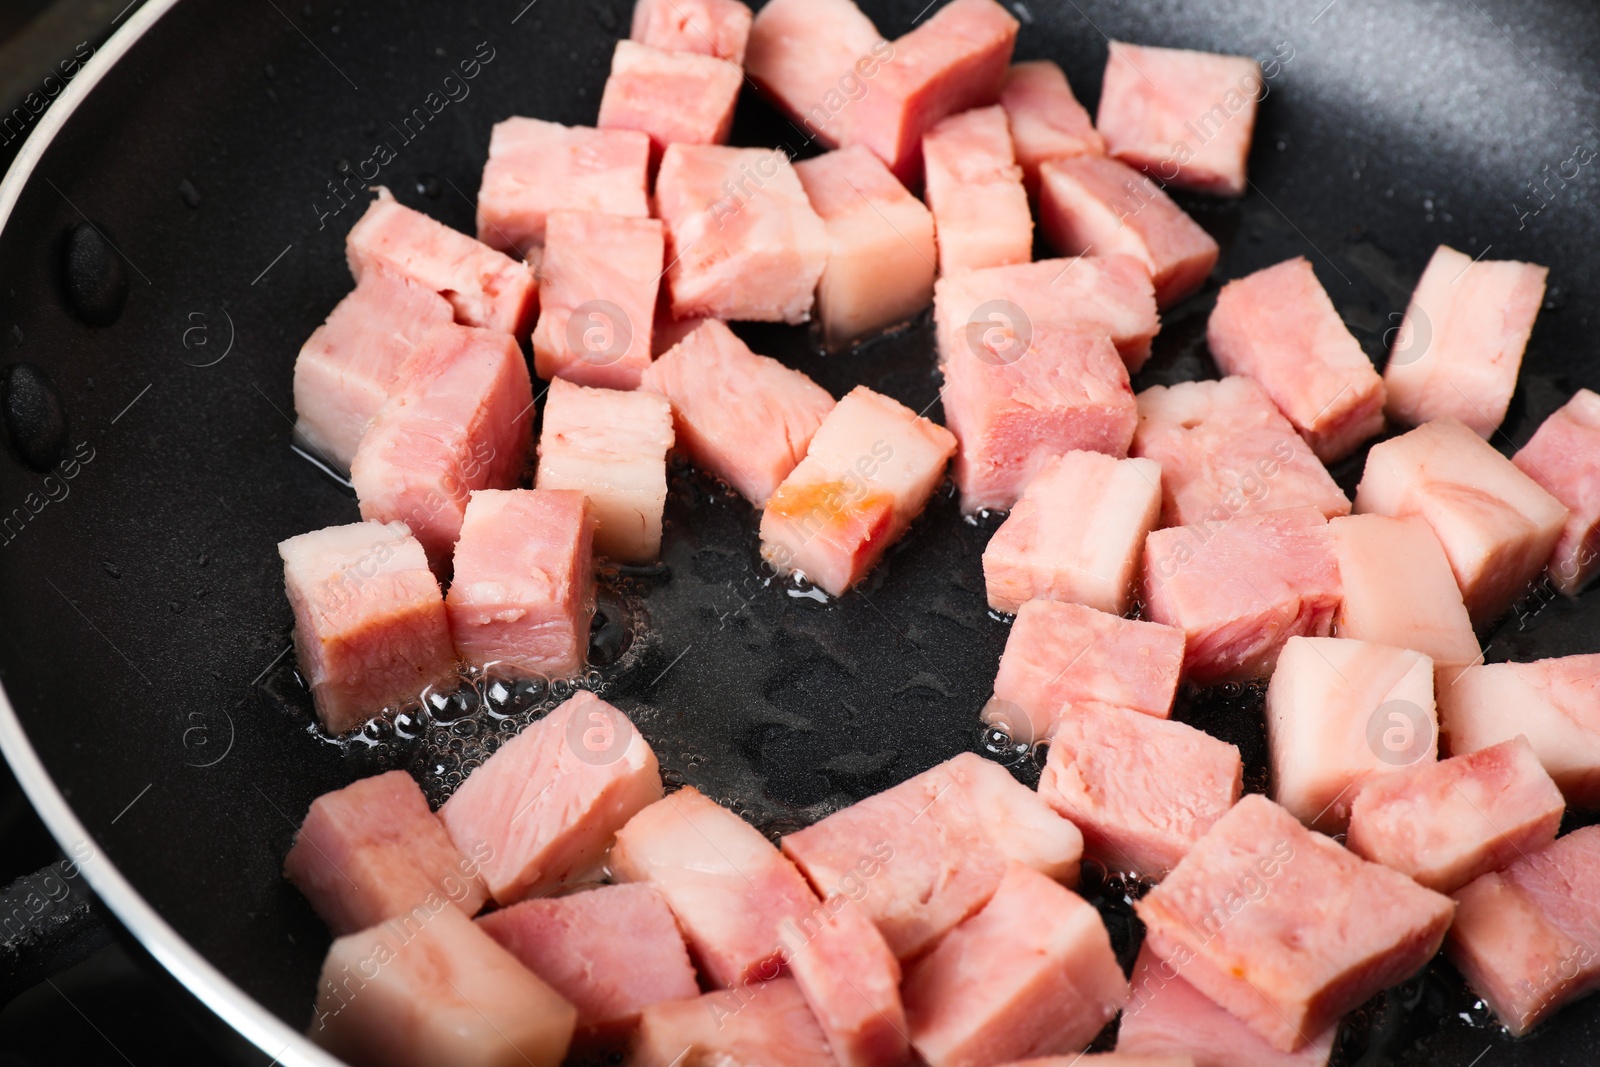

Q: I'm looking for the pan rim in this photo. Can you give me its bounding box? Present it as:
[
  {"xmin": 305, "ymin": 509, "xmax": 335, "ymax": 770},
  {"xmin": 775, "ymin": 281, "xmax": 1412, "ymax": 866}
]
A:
[{"xmin": 0, "ymin": 1, "xmax": 341, "ymax": 1062}]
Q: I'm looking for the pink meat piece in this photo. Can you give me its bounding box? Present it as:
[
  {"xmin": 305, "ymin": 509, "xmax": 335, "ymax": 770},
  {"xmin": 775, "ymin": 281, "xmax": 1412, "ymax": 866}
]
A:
[
  {"xmin": 279, "ymin": 521, "xmax": 457, "ymax": 734},
  {"xmin": 1040, "ymin": 704, "xmax": 1242, "ymax": 878},
  {"xmin": 597, "ymin": 41, "xmax": 742, "ymax": 161},
  {"xmin": 285, "ymin": 770, "xmax": 488, "ymax": 936},
  {"xmin": 748, "ymin": 0, "xmax": 1018, "ymax": 187},
  {"xmin": 1265, "ymin": 637, "xmax": 1437, "ymax": 833},
  {"xmin": 1135, "ymin": 794, "xmax": 1455, "ymax": 1053},
  {"xmin": 656, "ymin": 143, "xmax": 830, "ymax": 324},
  {"xmin": 1438, "ymin": 653, "xmax": 1600, "ymax": 807},
  {"xmin": 1354, "ymin": 416, "xmax": 1569, "ymax": 625},
  {"xmin": 1347, "ymin": 737, "xmax": 1564, "ymax": 893},
  {"xmin": 311, "ymin": 906, "xmax": 576, "ymax": 1067},
  {"xmin": 743, "ymin": 0, "xmax": 889, "ymax": 148},
  {"xmin": 934, "ymin": 255, "xmax": 1160, "ymax": 373},
  {"xmin": 1383, "ymin": 245, "xmax": 1548, "ymax": 437},
  {"xmin": 651, "ymin": 309, "xmax": 708, "ymax": 356},
  {"xmin": 795, "ymin": 145, "xmax": 937, "ymax": 349},
  {"xmin": 1445, "ymin": 826, "xmax": 1600, "ymax": 1036},
  {"xmin": 1096, "ymin": 42, "xmax": 1263, "ymax": 197},
  {"xmin": 923, "ymin": 105, "xmax": 1032, "ymax": 274},
  {"xmin": 610, "ymin": 786, "xmax": 817, "ymax": 988},
  {"xmin": 990, "ymin": 600, "xmax": 1184, "ymax": 745},
  {"xmin": 1513, "ymin": 388, "xmax": 1600, "ymax": 594},
  {"xmin": 1207, "ymin": 257, "xmax": 1386, "ymax": 462},
  {"xmin": 632, "ymin": 978, "xmax": 838, "ymax": 1067},
  {"xmin": 535, "ymin": 378, "xmax": 675, "ymax": 563},
  {"xmin": 941, "ymin": 324, "xmax": 1137, "ymax": 514},
  {"xmin": 293, "ymin": 270, "xmax": 454, "ymax": 471},
  {"xmin": 1015, "ymin": 1059, "xmax": 1196, "ymax": 1067},
  {"xmin": 982, "ymin": 451, "xmax": 1161, "ymax": 615},
  {"xmin": 350, "ymin": 324, "xmax": 534, "ymax": 572},
  {"xmin": 782, "ymin": 752, "xmax": 1083, "ymax": 960},
  {"xmin": 779, "ymin": 897, "xmax": 909, "ymax": 1067},
  {"xmin": 445, "ymin": 489, "xmax": 595, "ymax": 679},
  {"xmin": 630, "ymin": 0, "xmax": 753, "ymax": 63},
  {"xmin": 1327, "ymin": 514, "xmax": 1480, "ymax": 680},
  {"xmin": 759, "ymin": 386, "xmax": 956, "ymax": 596},
  {"xmin": 474, "ymin": 118, "xmax": 651, "ymax": 255},
  {"xmin": 346, "ymin": 187, "xmax": 538, "ymax": 334},
  {"xmin": 1118, "ymin": 944, "xmax": 1336, "ymax": 1067},
  {"xmin": 476, "ymin": 883, "xmax": 698, "ymax": 1041},
  {"xmin": 999, "ymin": 60, "xmax": 1105, "ymax": 198},
  {"xmin": 1133, "ymin": 377, "xmax": 1351, "ymax": 527},
  {"xmin": 530, "ymin": 211, "xmax": 663, "ymax": 390},
  {"xmin": 1141, "ymin": 507, "xmax": 1342, "ymax": 685},
  {"xmin": 439, "ymin": 690, "xmax": 662, "ymax": 904},
  {"xmin": 640, "ymin": 319, "xmax": 835, "ymax": 506},
  {"xmin": 902, "ymin": 864, "xmax": 1128, "ymax": 1067},
  {"xmin": 1038, "ymin": 155, "xmax": 1218, "ymax": 308}
]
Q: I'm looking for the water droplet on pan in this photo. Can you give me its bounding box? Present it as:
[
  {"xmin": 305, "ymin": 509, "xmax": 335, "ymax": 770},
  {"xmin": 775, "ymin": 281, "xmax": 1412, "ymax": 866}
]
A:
[{"xmin": 61, "ymin": 221, "xmax": 129, "ymax": 327}]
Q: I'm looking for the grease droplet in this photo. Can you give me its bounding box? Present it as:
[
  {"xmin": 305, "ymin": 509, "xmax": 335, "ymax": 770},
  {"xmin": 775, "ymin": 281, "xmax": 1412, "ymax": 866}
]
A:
[{"xmin": 61, "ymin": 221, "xmax": 129, "ymax": 327}]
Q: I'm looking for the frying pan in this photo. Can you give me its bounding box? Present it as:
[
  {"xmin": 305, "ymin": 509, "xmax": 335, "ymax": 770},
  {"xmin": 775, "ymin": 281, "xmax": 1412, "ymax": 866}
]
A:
[{"xmin": 1, "ymin": 0, "xmax": 1598, "ymax": 1063}]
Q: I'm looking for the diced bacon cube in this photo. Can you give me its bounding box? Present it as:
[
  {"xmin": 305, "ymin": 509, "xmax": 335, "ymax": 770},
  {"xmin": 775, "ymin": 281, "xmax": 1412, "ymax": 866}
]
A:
[
  {"xmin": 999, "ymin": 60, "xmax": 1105, "ymax": 197},
  {"xmin": 991, "ymin": 600, "xmax": 1184, "ymax": 746},
  {"xmin": 1132, "ymin": 377, "xmax": 1350, "ymax": 527},
  {"xmin": 630, "ymin": 0, "xmax": 753, "ymax": 63},
  {"xmin": 474, "ymin": 118, "xmax": 651, "ymax": 255},
  {"xmin": 293, "ymin": 270, "xmax": 454, "ymax": 472},
  {"xmin": 346, "ymin": 187, "xmax": 538, "ymax": 334},
  {"xmin": 1265, "ymin": 637, "xmax": 1437, "ymax": 833},
  {"xmin": 1445, "ymin": 827, "xmax": 1600, "ymax": 1036},
  {"xmin": 1040, "ymin": 704, "xmax": 1242, "ymax": 878},
  {"xmin": 632, "ymin": 978, "xmax": 836, "ymax": 1067},
  {"xmin": 1354, "ymin": 416, "xmax": 1569, "ymax": 625},
  {"xmin": 1096, "ymin": 42, "xmax": 1263, "ymax": 197},
  {"xmin": 934, "ymin": 255, "xmax": 1160, "ymax": 373},
  {"xmin": 1141, "ymin": 507, "xmax": 1342, "ymax": 684},
  {"xmin": 279, "ymin": 521, "xmax": 457, "ymax": 734},
  {"xmin": 748, "ymin": 0, "xmax": 1019, "ymax": 187},
  {"xmin": 1327, "ymin": 514, "xmax": 1480, "ymax": 677},
  {"xmin": 941, "ymin": 324, "xmax": 1137, "ymax": 514},
  {"xmin": 535, "ymin": 378, "xmax": 674, "ymax": 563},
  {"xmin": 1383, "ymin": 245, "xmax": 1548, "ymax": 437},
  {"xmin": 1118, "ymin": 944, "xmax": 1336, "ymax": 1067},
  {"xmin": 923, "ymin": 105, "xmax": 1032, "ymax": 274},
  {"xmin": 650, "ymin": 309, "xmax": 708, "ymax": 356},
  {"xmin": 782, "ymin": 753, "xmax": 1083, "ymax": 960},
  {"xmin": 903, "ymin": 864, "xmax": 1128, "ymax": 1067},
  {"xmin": 311, "ymin": 906, "xmax": 576, "ymax": 1067},
  {"xmin": 779, "ymin": 897, "xmax": 908, "ymax": 1067},
  {"xmin": 639, "ymin": 319, "xmax": 835, "ymax": 506},
  {"xmin": 598, "ymin": 41, "xmax": 743, "ymax": 161},
  {"xmin": 743, "ymin": 0, "xmax": 889, "ymax": 148},
  {"xmin": 1038, "ymin": 155, "xmax": 1218, "ymax": 308},
  {"xmin": 445, "ymin": 489, "xmax": 595, "ymax": 679},
  {"xmin": 1134, "ymin": 794, "xmax": 1455, "ymax": 1053},
  {"xmin": 530, "ymin": 211, "xmax": 663, "ymax": 390},
  {"xmin": 1438, "ymin": 654, "xmax": 1600, "ymax": 807},
  {"xmin": 611, "ymin": 786, "xmax": 817, "ymax": 988},
  {"xmin": 655, "ymin": 143, "xmax": 830, "ymax": 324},
  {"xmin": 1347, "ymin": 737, "xmax": 1564, "ymax": 893},
  {"xmin": 759, "ymin": 385, "xmax": 956, "ymax": 596},
  {"xmin": 795, "ymin": 145, "xmax": 937, "ymax": 348},
  {"xmin": 852, "ymin": 0, "xmax": 1020, "ymax": 186},
  {"xmin": 439, "ymin": 691, "xmax": 662, "ymax": 904},
  {"xmin": 1514, "ymin": 389, "xmax": 1600, "ymax": 594},
  {"xmin": 285, "ymin": 770, "xmax": 488, "ymax": 936},
  {"xmin": 983, "ymin": 451, "xmax": 1161, "ymax": 615},
  {"xmin": 476, "ymin": 883, "xmax": 698, "ymax": 1041},
  {"xmin": 350, "ymin": 324, "xmax": 534, "ymax": 571},
  {"xmin": 1207, "ymin": 257, "xmax": 1386, "ymax": 462}
]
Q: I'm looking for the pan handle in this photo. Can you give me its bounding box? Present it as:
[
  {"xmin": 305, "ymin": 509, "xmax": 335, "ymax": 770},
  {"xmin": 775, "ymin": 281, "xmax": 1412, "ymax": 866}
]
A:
[{"xmin": 0, "ymin": 857, "xmax": 113, "ymax": 1004}]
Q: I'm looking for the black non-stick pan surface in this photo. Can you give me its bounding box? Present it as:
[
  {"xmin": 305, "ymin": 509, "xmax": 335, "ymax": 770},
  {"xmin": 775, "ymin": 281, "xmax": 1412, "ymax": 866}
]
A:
[{"xmin": 2, "ymin": 0, "xmax": 1599, "ymax": 1063}]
